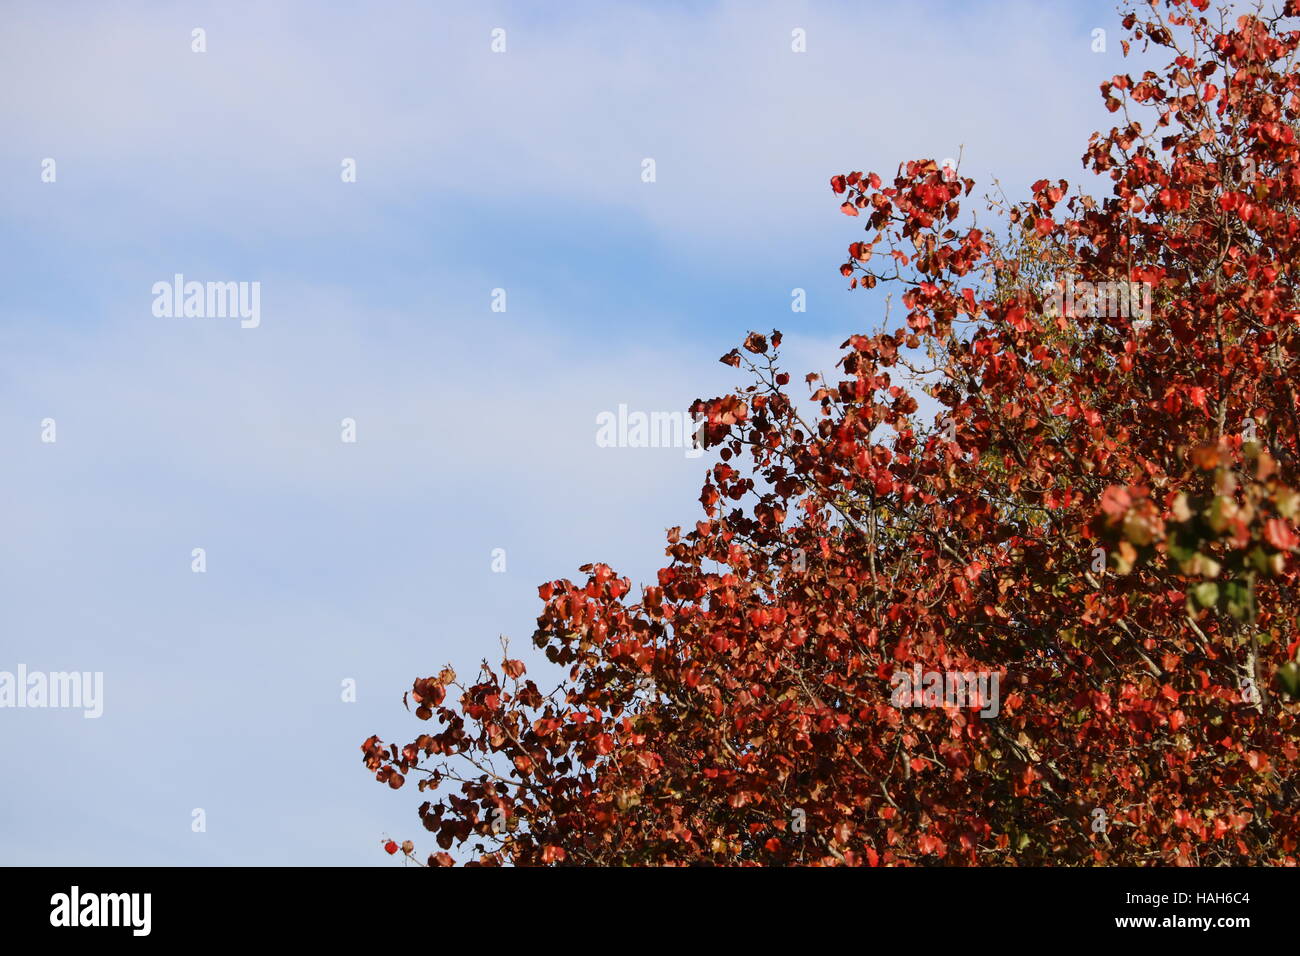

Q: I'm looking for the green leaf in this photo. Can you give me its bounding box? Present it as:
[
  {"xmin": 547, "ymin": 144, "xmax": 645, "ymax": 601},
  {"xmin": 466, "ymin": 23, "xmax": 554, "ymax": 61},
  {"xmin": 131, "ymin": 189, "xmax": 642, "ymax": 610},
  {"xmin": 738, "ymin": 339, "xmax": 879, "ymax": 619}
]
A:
[
  {"xmin": 1223, "ymin": 577, "xmax": 1255, "ymax": 622},
  {"xmin": 1276, "ymin": 662, "xmax": 1300, "ymax": 700},
  {"xmin": 1193, "ymin": 581, "xmax": 1220, "ymax": 608}
]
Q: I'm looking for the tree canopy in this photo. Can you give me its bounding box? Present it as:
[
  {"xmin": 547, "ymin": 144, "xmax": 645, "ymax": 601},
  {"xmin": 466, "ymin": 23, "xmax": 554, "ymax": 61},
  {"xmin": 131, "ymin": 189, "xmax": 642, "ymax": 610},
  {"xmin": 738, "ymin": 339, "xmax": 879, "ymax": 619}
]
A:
[{"xmin": 363, "ymin": 0, "xmax": 1300, "ymax": 865}]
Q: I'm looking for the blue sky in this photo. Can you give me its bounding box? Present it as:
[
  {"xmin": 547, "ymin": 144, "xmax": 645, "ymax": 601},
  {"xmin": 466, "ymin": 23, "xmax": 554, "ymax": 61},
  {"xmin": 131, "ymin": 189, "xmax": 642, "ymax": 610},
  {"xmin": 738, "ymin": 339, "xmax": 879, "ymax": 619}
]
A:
[{"xmin": 1, "ymin": 0, "xmax": 1134, "ymax": 864}]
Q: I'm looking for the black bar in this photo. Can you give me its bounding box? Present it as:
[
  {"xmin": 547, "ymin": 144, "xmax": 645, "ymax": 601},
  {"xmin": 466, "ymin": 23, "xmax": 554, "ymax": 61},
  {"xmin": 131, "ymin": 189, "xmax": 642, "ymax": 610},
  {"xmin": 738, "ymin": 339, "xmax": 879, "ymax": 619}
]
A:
[{"xmin": 3, "ymin": 865, "xmax": 1282, "ymax": 940}]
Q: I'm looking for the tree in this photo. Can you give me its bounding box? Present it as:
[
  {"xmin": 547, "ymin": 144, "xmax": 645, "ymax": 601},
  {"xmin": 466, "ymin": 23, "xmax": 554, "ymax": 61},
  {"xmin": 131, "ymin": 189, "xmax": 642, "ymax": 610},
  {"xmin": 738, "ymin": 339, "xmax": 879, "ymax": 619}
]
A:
[{"xmin": 362, "ymin": 0, "xmax": 1300, "ymax": 865}]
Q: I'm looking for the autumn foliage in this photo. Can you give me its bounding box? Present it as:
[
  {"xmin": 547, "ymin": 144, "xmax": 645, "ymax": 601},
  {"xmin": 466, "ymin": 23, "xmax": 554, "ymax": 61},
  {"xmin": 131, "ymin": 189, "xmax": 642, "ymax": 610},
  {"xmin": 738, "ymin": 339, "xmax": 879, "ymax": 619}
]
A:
[{"xmin": 364, "ymin": 0, "xmax": 1300, "ymax": 865}]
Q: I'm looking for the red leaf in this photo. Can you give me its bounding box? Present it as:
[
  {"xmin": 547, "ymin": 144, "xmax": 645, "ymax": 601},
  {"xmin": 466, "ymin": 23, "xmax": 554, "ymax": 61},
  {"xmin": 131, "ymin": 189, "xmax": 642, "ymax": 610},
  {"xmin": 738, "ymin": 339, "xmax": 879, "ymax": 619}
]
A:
[{"xmin": 1101, "ymin": 485, "xmax": 1132, "ymax": 518}]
